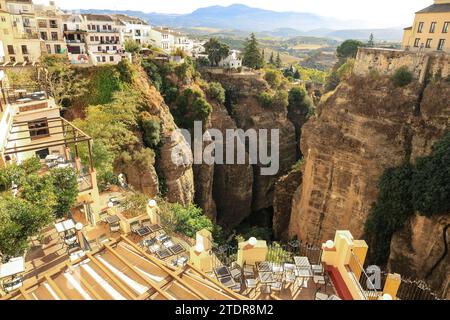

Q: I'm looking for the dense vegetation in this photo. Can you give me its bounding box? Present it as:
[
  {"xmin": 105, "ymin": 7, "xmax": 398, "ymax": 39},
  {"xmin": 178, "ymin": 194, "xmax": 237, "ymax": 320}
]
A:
[
  {"xmin": 0, "ymin": 158, "xmax": 78, "ymax": 259},
  {"xmin": 365, "ymin": 133, "xmax": 450, "ymax": 264}
]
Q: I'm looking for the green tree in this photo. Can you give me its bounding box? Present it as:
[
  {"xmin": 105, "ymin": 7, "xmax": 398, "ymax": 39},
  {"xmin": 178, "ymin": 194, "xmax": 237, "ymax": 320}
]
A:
[
  {"xmin": 204, "ymin": 38, "xmax": 230, "ymax": 67},
  {"xmin": 206, "ymin": 82, "xmax": 226, "ymax": 104},
  {"xmin": 0, "ymin": 196, "xmax": 52, "ymax": 260},
  {"xmin": 336, "ymin": 40, "xmax": 364, "ymax": 59},
  {"xmin": 242, "ymin": 33, "xmax": 264, "ymax": 70},
  {"xmin": 124, "ymin": 39, "xmax": 141, "ymax": 53},
  {"xmin": 275, "ymin": 52, "xmax": 282, "ymax": 68},
  {"xmin": 140, "ymin": 112, "xmax": 161, "ymax": 148},
  {"xmin": 50, "ymin": 168, "xmax": 78, "ymax": 219},
  {"xmin": 269, "ymin": 52, "xmax": 274, "ymax": 65},
  {"xmin": 367, "ymin": 33, "xmax": 375, "ymax": 47},
  {"xmin": 264, "ymin": 69, "xmax": 282, "ymax": 88},
  {"xmin": 40, "ymin": 54, "xmax": 88, "ymax": 108},
  {"xmin": 192, "ymin": 97, "xmax": 213, "ymax": 123},
  {"xmin": 160, "ymin": 203, "xmax": 213, "ymax": 238}
]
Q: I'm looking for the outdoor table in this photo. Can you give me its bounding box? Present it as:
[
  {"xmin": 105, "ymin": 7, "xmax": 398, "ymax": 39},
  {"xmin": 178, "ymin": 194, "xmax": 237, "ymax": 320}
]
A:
[
  {"xmin": 294, "ymin": 256, "xmax": 311, "ymax": 269},
  {"xmin": 136, "ymin": 226, "xmax": 151, "ymax": 237},
  {"xmin": 259, "ymin": 272, "xmax": 274, "ymax": 284},
  {"xmin": 295, "ymin": 268, "xmax": 313, "ymax": 288},
  {"xmin": 142, "ymin": 238, "xmax": 157, "ymax": 247},
  {"xmin": 214, "ymin": 266, "xmax": 231, "ymax": 278},
  {"xmin": 156, "ymin": 248, "xmax": 172, "ymax": 259},
  {"xmin": 105, "ymin": 215, "xmax": 120, "ymax": 225},
  {"xmin": 284, "ymin": 263, "xmax": 296, "ymax": 272},
  {"xmin": 168, "ymin": 244, "xmax": 185, "ymax": 255},
  {"xmin": 0, "ymin": 257, "xmax": 25, "ymax": 280},
  {"xmin": 55, "ymin": 219, "xmax": 76, "ymax": 234},
  {"xmin": 257, "ymin": 261, "xmax": 272, "ymax": 272},
  {"xmin": 156, "ymin": 233, "xmax": 169, "ymax": 242},
  {"xmin": 315, "ymin": 292, "xmax": 329, "ymax": 300},
  {"xmin": 218, "ymin": 276, "xmax": 236, "ymax": 288}
]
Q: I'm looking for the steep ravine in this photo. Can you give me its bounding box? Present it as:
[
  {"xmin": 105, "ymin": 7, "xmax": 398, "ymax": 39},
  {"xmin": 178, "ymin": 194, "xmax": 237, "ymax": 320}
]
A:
[{"xmin": 286, "ymin": 58, "xmax": 449, "ymax": 297}]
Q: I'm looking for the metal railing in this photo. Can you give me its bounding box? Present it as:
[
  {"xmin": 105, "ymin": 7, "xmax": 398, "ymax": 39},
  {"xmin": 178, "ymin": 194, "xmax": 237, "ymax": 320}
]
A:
[
  {"xmin": 1, "ymin": 86, "xmax": 50, "ymax": 106},
  {"xmin": 211, "ymin": 240, "xmax": 322, "ymax": 270}
]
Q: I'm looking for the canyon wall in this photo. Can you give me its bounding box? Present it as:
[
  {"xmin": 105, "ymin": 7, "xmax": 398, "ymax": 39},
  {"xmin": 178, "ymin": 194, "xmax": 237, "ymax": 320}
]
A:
[
  {"xmin": 134, "ymin": 69, "xmax": 195, "ymax": 205},
  {"xmin": 288, "ymin": 49, "xmax": 449, "ymax": 296}
]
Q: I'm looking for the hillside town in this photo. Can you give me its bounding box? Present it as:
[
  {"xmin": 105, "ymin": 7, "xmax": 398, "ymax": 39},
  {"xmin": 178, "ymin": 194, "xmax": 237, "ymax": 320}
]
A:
[
  {"xmin": 0, "ymin": 0, "xmax": 220, "ymax": 67},
  {"xmin": 0, "ymin": 0, "xmax": 448, "ymax": 304}
]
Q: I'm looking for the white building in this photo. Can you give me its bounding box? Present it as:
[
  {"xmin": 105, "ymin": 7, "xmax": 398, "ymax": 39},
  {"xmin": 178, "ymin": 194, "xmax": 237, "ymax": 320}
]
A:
[
  {"xmin": 62, "ymin": 13, "xmax": 89, "ymax": 64},
  {"xmin": 151, "ymin": 27, "xmax": 193, "ymax": 54},
  {"xmin": 218, "ymin": 50, "xmax": 242, "ymax": 69},
  {"xmin": 82, "ymin": 14, "xmax": 128, "ymax": 65},
  {"xmin": 112, "ymin": 14, "xmax": 153, "ymax": 46}
]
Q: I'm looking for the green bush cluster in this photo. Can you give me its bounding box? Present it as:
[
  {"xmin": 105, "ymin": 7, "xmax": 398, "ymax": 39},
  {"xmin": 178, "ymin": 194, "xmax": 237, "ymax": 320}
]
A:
[
  {"xmin": 140, "ymin": 112, "xmax": 161, "ymax": 148},
  {"xmin": 258, "ymin": 90, "xmax": 289, "ymax": 109},
  {"xmin": 173, "ymin": 88, "xmax": 213, "ymax": 128},
  {"xmin": 206, "ymin": 82, "xmax": 226, "ymax": 104},
  {"xmin": 365, "ymin": 133, "xmax": 450, "ymax": 264},
  {"xmin": 0, "ymin": 161, "xmax": 78, "ymax": 258},
  {"xmin": 391, "ymin": 66, "xmax": 413, "ymax": 87}
]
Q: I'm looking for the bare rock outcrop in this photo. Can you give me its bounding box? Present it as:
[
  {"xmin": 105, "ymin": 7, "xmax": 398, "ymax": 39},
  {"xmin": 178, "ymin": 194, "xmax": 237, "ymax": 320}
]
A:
[
  {"xmin": 134, "ymin": 68, "xmax": 195, "ymax": 205},
  {"xmin": 388, "ymin": 214, "xmax": 450, "ymax": 299},
  {"xmin": 273, "ymin": 169, "xmax": 302, "ymax": 242}
]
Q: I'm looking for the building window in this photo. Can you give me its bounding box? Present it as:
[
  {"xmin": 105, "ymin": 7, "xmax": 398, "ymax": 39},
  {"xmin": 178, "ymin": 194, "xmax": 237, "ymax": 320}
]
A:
[
  {"xmin": 443, "ymin": 22, "xmax": 449, "ymax": 33},
  {"xmin": 109, "ymin": 56, "xmax": 114, "ymax": 62},
  {"xmin": 437, "ymin": 39, "xmax": 445, "ymax": 51},
  {"xmin": 417, "ymin": 22, "xmax": 424, "ymax": 33},
  {"xmin": 98, "ymin": 46, "xmax": 101, "ymax": 52},
  {"xmin": 21, "ymin": 45, "xmax": 28, "ymax": 54},
  {"xmin": 425, "ymin": 39, "xmax": 432, "ymax": 48},
  {"xmin": 96, "ymin": 56, "xmax": 101, "ymax": 62},
  {"xmin": 28, "ymin": 119, "xmax": 49, "ymax": 139},
  {"xmin": 1, "ymin": 17, "xmax": 6, "ymax": 22},
  {"xmin": 429, "ymin": 22, "xmax": 436, "ymax": 33},
  {"xmin": 113, "ymin": 46, "xmax": 117, "ymax": 50},
  {"xmin": 46, "ymin": 44, "xmax": 51, "ymax": 53},
  {"xmin": 55, "ymin": 44, "xmax": 61, "ymax": 53},
  {"xmin": 35, "ymin": 148, "xmax": 50, "ymax": 159},
  {"xmin": 51, "ymin": 32, "xmax": 58, "ymax": 40},
  {"xmin": 102, "ymin": 56, "xmax": 106, "ymax": 62},
  {"xmin": 90, "ymin": 36, "xmax": 94, "ymax": 41},
  {"xmin": 50, "ymin": 20, "xmax": 57, "ymax": 28},
  {"xmin": 40, "ymin": 31, "xmax": 47, "ymax": 40},
  {"xmin": 7, "ymin": 45, "xmax": 14, "ymax": 54},
  {"xmin": 414, "ymin": 38, "xmax": 420, "ymax": 48}
]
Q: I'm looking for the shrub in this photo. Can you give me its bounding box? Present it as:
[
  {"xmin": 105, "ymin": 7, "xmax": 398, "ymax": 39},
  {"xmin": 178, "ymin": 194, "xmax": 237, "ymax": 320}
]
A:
[
  {"xmin": 192, "ymin": 97, "xmax": 213, "ymax": 122},
  {"xmin": 336, "ymin": 40, "xmax": 364, "ymax": 59},
  {"xmin": 160, "ymin": 202, "xmax": 213, "ymax": 238},
  {"xmin": 258, "ymin": 92, "xmax": 274, "ymax": 108},
  {"xmin": 273, "ymin": 90, "xmax": 289, "ymax": 109},
  {"xmin": 124, "ymin": 40, "xmax": 141, "ymax": 53},
  {"xmin": 392, "ymin": 66, "xmax": 413, "ymax": 87},
  {"xmin": 140, "ymin": 112, "xmax": 161, "ymax": 148},
  {"xmin": 264, "ymin": 69, "xmax": 282, "ymax": 88},
  {"xmin": 164, "ymin": 86, "xmax": 179, "ymax": 104},
  {"xmin": 117, "ymin": 59, "xmax": 136, "ymax": 83},
  {"xmin": 206, "ymin": 82, "xmax": 226, "ymax": 103},
  {"xmin": 336, "ymin": 58, "xmax": 355, "ymax": 80}
]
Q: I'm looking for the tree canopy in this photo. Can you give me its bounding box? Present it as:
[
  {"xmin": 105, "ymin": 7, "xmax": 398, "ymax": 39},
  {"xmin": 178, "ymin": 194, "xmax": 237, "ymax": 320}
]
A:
[
  {"xmin": 204, "ymin": 38, "xmax": 230, "ymax": 67},
  {"xmin": 336, "ymin": 40, "xmax": 364, "ymax": 59},
  {"xmin": 242, "ymin": 33, "xmax": 264, "ymax": 70}
]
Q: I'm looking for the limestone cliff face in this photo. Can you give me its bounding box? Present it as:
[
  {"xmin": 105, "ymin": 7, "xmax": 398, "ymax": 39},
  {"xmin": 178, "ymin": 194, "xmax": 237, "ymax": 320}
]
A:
[
  {"xmin": 203, "ymin": 71, "xmax": 297, "ymax": 227},
  {"xmin": 287, "ymin": 50, "xmax": 449, "ymax": 296},
  {"xmin": 289, "ymin": 76, "xmax": 420, "ymax": 244},
  {"xmin": 273, "ymin": 169, "xmax": 302, "ymax": 242},
  {"xmin": 134, "ymin": 69, "xmax": 195, "ymax": 205},
  {"xmin": 388, "ymin": 214, "xmax": 450, "ymax": 299}
]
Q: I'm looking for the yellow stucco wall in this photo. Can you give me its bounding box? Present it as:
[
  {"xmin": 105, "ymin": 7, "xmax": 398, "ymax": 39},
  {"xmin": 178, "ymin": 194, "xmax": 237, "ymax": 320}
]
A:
[{"xmin": 402, "ymin": 4, "xmax": 450, "ymax": 52}]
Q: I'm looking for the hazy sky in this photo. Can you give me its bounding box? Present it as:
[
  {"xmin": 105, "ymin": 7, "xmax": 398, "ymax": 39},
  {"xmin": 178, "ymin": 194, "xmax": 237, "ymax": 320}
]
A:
[{"xmin": 34, "ymin": 0, "xmax": 432, "ymax": 28}]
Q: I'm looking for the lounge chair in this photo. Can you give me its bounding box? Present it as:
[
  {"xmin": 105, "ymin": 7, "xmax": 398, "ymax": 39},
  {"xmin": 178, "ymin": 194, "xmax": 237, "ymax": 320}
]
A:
[
  {"xmin": 130, "ymin": 221, "xmax": 140, "ymax": 238},
  {"xmin": 110, "ymin": 223, "xmax": 120, "ymax": 233}
]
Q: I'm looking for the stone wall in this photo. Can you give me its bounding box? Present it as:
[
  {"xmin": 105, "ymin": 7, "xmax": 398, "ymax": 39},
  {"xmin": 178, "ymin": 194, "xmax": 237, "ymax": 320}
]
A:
[{"xmin": 354, "ymin": 48, "xmax": 450, "ymax": 80}]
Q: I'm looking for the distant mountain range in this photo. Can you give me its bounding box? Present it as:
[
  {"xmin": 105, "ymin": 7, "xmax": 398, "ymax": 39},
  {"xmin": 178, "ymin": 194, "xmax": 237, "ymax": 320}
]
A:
[{"xmin": 79, "ymin": 4, "xmax": 403, "ymax": 41}]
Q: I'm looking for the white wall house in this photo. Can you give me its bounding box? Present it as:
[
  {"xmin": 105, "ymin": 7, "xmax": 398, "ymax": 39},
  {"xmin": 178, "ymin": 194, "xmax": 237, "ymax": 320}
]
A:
[
  {"xmin": 62, "ymin": 14, "xmax": 89, "ymax": 64},
  {"xmin": 82, "ymin": 14, "xmax": 128, "ymax": 65},
  {"xmin": 113, "ymin": 14, "xmax": 153, "ymax": 46},
  {"xmin": 218, "ymin": 50, "xmax": 242, "ymax": 69},
  {"xmin": 151, "ymin": 27, "xmax": 193, "ymax": 54}
]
